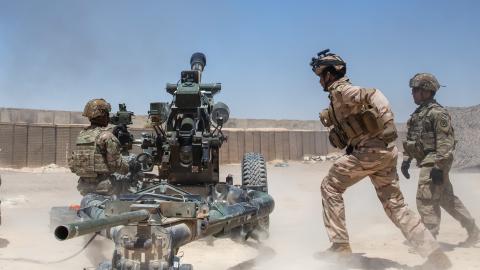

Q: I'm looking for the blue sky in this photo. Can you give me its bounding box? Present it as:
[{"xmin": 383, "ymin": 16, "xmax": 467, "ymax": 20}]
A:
[{"xmin": 0, "ymin": 0, "xmax": 479, "ymax": 121}]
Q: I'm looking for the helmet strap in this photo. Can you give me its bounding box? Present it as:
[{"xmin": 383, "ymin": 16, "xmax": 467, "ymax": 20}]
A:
[
  {"xmin": 90, "ymin": 114, "xmax": 109, "ymax": 127},
  {"xmin": 321, "ymin": 70, "xmax": 341, "ymax": 91}
]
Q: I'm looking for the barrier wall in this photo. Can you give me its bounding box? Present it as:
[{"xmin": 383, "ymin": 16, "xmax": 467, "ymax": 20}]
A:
[{"xmin": 0, "ymin": 123, "xmax": 333, "ymax": 168}]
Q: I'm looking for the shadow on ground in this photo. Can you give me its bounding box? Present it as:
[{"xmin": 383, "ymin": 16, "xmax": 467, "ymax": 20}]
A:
[
  {"xmin": 314, "ymin": 252, "xmax": 413, "ymax": 270},
  {"xmin": 227, "ymin": 242, "xmax": 276, "ymax": 270},
  {"xmin": 0, "ymin": 238, "xmax": 9, "ymax": 248}
]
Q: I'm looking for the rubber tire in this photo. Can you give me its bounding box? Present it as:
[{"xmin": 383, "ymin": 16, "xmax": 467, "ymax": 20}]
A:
[
  {"xmin": 241, "ymin": 152, "xmax": 269, "ymax": 233},
  {"xmin": 241, "ymin": 152, "xmax": 268, "ymax": 192}
]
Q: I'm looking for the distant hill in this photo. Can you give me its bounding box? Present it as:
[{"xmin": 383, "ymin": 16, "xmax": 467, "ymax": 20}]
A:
[{"xmin": 448, "ymin": 104, "xmax": 480, "ymax": 169}]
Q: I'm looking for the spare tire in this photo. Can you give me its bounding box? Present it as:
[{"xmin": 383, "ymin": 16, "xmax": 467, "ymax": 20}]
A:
[
  {"xmin": 241, "ymin": 152, "xmax": 269, "ymax": 234},
  {"xmin": 241, "ymin": 152, "xmax": 267, "ymax": 192}
]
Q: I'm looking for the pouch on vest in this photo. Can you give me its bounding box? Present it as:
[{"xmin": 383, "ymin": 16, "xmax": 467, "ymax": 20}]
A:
[
  {"xmin": 339, "ymin": 122, "xmax": 353, "ymax": 139},
  {"xmin": 403, "ymin": 140, "xmax": 425, "ymax": 160},
  {"xmin": 347, "ymin": 115, "xmax": 364, "ymax": 136},
  {"xmin": 361, "ymin": 107, "xmax": 382, "ymax": 134},
  {"xmin": 320, "ymin": 108, "xmax": 333, "ymax": 128},
  {"xmin": 329, "ymin": 127, "xmax": 348, "ymax": 149},
  {"xmin": 338, "ymin": 106, "xmax": 382, "ymax": 141},
  {"xmin": 381, "ymin": 121, "xmax": 398, "ymax": 143},
  {"xmin": 69, "ymin": 142, "xmax": 110, "ymax": 177}
]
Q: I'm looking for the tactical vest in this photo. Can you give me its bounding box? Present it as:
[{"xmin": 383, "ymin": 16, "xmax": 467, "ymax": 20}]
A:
[
  {"xmin": 321, "ymin": 89, "xmax": 397, "ymax": 149},
  {"xmin": 69, "ymin": 128, "xmax": 111, "ymax": 177},
  {"xmin": 403, "ymin": 102, "xmax": 454, "ymax": 163}
]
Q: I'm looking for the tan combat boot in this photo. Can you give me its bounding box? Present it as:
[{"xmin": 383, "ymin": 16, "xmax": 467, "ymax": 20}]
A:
[
  {"xmin": 459, "ymin": 223, "xmax": 479, "ymax": 247},
  {"xmin": 416, "ymin": 249, "xmax": 452, "ymax": 270},
  {"xmin": 317, "ymin": 242, "xmax": 352, "ymax": 260}
]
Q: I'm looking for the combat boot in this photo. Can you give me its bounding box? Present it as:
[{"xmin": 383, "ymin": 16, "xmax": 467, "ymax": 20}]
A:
[
  {"xmin": 416, "ymin": 249, "xmax": 452, "ymax": 270},
  {"xmin": 459, "ymin": 223, "xmax": 479, "ymax": 247},
  {"xmin": 316, "ymin": 243, "xmax": 352, "ymax": 260}
]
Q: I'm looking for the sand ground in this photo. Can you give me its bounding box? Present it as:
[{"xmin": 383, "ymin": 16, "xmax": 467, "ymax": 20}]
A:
[{"xmin": 0, "ymin": 161, "xmax": 479, "ymax": 270}]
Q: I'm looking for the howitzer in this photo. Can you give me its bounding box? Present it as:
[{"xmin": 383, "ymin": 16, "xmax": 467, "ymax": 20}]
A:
[
  {"xmin": 110, "ymin": 103, "xmax": 135, "ymax": 155},
  {"xmin": 140, "ymin": 52, "xmax": 230, "ymax": 186},
  {"xmin": 54, "ymin": 182, "xmax": 274, "ymax": 270},
  {"xmin": 52, "ymin": 52, "xmax": 273, "ymax": 270}
]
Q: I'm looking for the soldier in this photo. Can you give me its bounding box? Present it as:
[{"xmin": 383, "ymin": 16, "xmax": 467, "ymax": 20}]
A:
[
  {"xmin": 401, "ymin": 73, "xmax": 479, "ymax": 247},
  {"xmin": 311, "ymin": 50, "xmax": 450, "ymax": 269},
  {"xmin": 69, "ymin": 98, "xmax": 140, "ymax": 199}
]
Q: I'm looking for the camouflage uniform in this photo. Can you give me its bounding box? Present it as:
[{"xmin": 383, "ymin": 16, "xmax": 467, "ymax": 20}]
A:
[
  {"xmin": 319, "ymin": 77, "xmax": 440, "ymax": 257},
  {"xmin": 70, "ymin": 127, "xmax": 130, "ymax": 196},
  {"xmin": 69, "ymin": 99, "xmax": 131, "ymax": 196},
  {"xmin": 404, "ymin": 99, "xmax": 477, "ymax": 237}
]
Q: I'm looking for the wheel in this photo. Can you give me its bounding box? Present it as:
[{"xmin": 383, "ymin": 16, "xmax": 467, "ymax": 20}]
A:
[
  {"xmin": 241, "ymin": 152, "xmax": 269, "ymax": 234},
  {"xmin": 136, "ymin": 153, "xmax": 154, "ymax": 172},
  {"xmin": 241, "ymin": 152, "xmax": 267, "ymax": 192}
]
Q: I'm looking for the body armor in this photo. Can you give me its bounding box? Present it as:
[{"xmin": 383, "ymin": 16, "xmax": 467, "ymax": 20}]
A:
[
  {"xmin": 321, "ymin": 87, "xmax": 397, "ymax": 149},
  {"xmin": 69, "ymin": 127, "xmax": 112, "ymax": 177},
  {"xmin": 403, "ymin": 101, "xmax": 455, "ymax": 165}
]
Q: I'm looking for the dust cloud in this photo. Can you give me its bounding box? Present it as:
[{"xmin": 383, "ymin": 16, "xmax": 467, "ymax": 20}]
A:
[{"xmin": 0, "ymin": 161, "xmax": 479, "ymax": 269}]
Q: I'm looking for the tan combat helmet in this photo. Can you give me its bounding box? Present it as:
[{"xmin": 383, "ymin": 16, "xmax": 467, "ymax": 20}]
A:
[
  {"xmin": 409, "ymin": 73, "xmax": 441, "ymax": 92},
  {"xmin": 83, "ymin": 98, "xmax": 112, "ymax": 120},
  {"xmin": 310, "ymin": 49, "xmax": 346, "ymax": 76}
]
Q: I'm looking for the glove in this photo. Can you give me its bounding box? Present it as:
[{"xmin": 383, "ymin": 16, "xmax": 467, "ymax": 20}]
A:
[
  {"xmin": 401, "ymin": 160, "xmax": 410, "ymax": 179},
  {"xmin": 128, "ymin": 159, "xmax": 142, "ymax": 173},
  {"xmin": 430, "ymin": 167, "xmax": 444, "ymax": 185}
]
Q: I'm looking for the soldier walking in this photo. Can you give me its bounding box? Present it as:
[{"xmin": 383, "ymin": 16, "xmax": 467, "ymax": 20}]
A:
[
  {"xmin": 311, "ymin": 50, "xmax": 450, "ymax": 269},
  {"xmin": 401, "ymin": 73, "xmax": 479, "ymax": 247}
]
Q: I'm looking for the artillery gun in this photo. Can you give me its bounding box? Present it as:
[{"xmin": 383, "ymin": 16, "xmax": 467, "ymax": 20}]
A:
[
  {"xmin": 55, "ymin": 181, "xmax": 274, "ymax": 270},
  {"xmin": 53, "ymin": 53, "xmax": 273, "ymax": 270},
  {"xmin": 139, "ymin": 52, "xmax": 229, "ymax": 188}
]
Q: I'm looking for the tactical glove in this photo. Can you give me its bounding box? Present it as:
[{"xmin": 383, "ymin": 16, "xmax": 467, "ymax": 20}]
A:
[
  {"xmin": 401, "ymin": 160, "xmax": 410, "ymax": 179},
  {"xmin": 430, "ymin": 167, "xmax": 444, "ymax": 185}
]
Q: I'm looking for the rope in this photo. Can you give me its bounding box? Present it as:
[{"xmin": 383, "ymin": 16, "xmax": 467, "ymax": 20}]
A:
[{"xmin": 0, "ymin": 233, "xmax": 98, "ymax": 264}]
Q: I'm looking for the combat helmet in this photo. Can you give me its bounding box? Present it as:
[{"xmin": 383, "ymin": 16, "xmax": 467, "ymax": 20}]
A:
[
  {"xmin": 310, "ymin": 49, "xmax": 346, "ymax": 76},
  {"xmin": 83, "ymin": 98, "xmax": 112, "ymax": 120},
  {"xmin": 409, "ymin": 73, "xmax": 441, "ymax": 92}
]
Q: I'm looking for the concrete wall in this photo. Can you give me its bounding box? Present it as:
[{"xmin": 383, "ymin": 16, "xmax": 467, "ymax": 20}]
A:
[
  {"xmin": 0, "ymin": 108, "xmax": 407, "ymax": 168},
  {"xmin": 0, "ymin": 107, "xmax": 326, "ymax": 130},
  {"xmin": 0, "ymin": 123, "xmax": 84, "ymax": 168},
  {"xmin": 0, "ymin": 123, "xmax": 333, "ymax": 168},
  {"xmin": 0, "ymin": 107, "xmax": 89, "ymax": 125},
  {"xmin": 218, "ymin": 129, "xmax": 330, "ymax": 164}
]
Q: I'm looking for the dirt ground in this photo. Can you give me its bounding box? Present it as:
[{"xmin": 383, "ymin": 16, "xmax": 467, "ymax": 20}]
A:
[{"xmin": 0, "ymin": 161, "xmax": 479, "ymax": 270}]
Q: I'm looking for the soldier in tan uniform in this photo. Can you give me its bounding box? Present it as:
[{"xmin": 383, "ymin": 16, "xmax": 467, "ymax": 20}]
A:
[
  {"xmin": 311, "ymin": 50, "xmax": 450, "ymax": 269},
  {"xmin": 69, "ymin": 98, "xmax": 139, "ymax": 197},
  {"xmin": 401, "ymin": 73, "xmax": 479, "ymax": 247}
]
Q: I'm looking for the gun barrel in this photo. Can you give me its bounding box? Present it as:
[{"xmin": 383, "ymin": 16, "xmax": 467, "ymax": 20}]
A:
[
  {"xmin": 190, "ymin": 52, "xmax": 206, "ymax": 72},
  {"xmin": 54, "ymin": 209, "xmax": 150, "ymax": 241}
]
